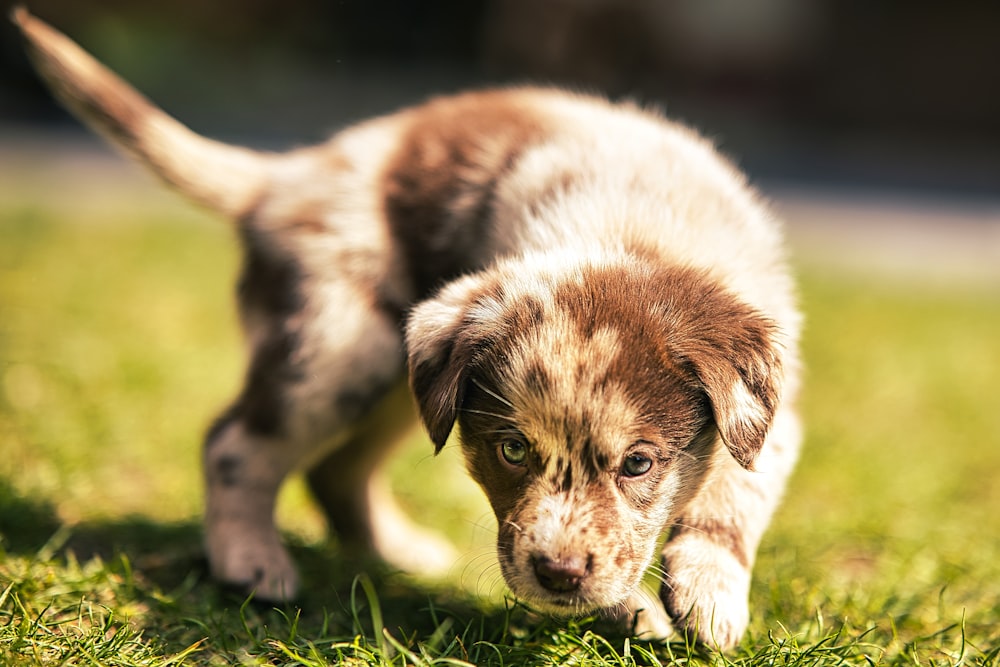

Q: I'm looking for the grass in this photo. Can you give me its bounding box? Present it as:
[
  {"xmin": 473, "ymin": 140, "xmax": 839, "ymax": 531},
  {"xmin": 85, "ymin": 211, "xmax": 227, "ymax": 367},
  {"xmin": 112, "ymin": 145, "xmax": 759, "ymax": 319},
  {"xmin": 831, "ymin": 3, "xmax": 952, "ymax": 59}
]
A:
[{"xmin": 2, "ymin": 168, "xmax": 999, "ymax": 666}]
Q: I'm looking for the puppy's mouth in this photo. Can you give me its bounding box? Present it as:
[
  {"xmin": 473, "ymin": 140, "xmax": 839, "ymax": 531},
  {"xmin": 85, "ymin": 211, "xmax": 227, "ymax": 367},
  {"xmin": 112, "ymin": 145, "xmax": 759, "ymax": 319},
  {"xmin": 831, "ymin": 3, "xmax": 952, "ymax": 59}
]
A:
[
  {"xmin": 515, "ymin": 585, "xmax": 628, "ymax": 618},
  {"xmin": 499, "ymin": 551, "xmax": 640, "ymax": 616},
  {"xmin": 526, "ymin": 594, "xmax": 595, "ymax": 615}
]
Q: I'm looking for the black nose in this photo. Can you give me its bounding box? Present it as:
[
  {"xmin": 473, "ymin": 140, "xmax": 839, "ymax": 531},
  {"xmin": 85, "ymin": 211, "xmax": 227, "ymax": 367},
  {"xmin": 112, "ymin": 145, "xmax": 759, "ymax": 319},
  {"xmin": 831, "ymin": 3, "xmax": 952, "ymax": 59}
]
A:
[{"xmin": 531, "ymin": 554, "xmax": 591, "ymax": 593}]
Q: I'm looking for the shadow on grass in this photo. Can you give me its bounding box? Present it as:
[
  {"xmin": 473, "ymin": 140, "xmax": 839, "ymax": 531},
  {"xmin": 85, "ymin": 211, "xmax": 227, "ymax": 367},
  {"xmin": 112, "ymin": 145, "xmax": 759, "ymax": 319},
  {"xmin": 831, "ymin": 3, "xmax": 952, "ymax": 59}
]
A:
[
  {"xmin": 0, "ymin": 477, "xmax": 510, "ymax": 655},
  {"xmin": 0, "ymin": 478, "xmax": 63, "ymax": 554}
]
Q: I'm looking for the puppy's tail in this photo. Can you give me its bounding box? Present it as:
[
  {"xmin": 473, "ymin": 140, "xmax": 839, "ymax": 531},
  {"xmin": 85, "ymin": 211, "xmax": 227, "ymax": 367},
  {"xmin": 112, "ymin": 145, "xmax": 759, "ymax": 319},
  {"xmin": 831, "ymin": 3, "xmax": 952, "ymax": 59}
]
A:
[{"xmin": 13, "ymin": 7, "xmax": 268, "ymax": 218}]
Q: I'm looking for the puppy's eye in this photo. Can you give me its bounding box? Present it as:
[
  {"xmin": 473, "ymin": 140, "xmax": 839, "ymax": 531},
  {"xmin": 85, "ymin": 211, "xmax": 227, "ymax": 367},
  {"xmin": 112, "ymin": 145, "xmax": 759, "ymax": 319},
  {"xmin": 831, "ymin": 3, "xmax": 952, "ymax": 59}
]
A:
[
  {"xmin": 621, "ymin": 454, "xmax": 653, "ymax": 477},
  {"xmin": 499, "ymin": 439, "xmax": 528, "ymax": 466}
]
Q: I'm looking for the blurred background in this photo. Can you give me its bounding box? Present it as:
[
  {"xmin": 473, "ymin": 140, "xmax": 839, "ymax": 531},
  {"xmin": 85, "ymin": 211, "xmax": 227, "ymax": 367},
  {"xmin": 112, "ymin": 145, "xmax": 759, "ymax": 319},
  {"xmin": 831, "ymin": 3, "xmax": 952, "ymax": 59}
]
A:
[{"xmin": 2, "ymin": 0, "xmax": 999, "ymax": 282}]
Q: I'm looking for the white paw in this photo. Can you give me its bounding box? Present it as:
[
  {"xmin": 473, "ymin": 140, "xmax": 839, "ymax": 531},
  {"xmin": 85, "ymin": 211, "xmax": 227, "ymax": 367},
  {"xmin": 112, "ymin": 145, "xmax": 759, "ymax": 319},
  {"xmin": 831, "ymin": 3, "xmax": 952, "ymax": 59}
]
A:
[
  {"xmin": 661, "ymin": 543, "xmax": 751, "ymax": 649},
  {"xmin": 207, "ymin": 523, "xmax": 300, "ymax": 601},
  {"xmin": 625, "ymin": 590, "xmax": 675, "ymax": 640},
  {"xmin": 598, "ymin": 588, "xmax": 674, "ymax": 640}
]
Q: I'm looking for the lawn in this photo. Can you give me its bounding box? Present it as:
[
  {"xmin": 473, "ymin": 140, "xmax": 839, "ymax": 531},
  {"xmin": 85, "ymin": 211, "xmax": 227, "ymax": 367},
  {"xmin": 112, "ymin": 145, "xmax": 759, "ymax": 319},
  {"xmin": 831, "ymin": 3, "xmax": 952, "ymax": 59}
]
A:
[{"xmin": 1, "ymin": 163, "xmax": 999, "ymax": 666}]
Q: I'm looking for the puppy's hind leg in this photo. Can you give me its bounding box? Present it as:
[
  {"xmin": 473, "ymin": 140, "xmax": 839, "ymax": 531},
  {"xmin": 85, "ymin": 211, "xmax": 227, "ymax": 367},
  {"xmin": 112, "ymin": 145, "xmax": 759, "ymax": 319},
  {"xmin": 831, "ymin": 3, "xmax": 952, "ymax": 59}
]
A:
[
  {"xmin": 204, "ymin": 412, "xmax": 303, "ymax": 601},
  {"xmin": 306, "ymin": 381, "xmax": 458, "ymax": 578},
  {"xmin": 203, "ymin": 272, "xmax": 407, "ymax": 602}
]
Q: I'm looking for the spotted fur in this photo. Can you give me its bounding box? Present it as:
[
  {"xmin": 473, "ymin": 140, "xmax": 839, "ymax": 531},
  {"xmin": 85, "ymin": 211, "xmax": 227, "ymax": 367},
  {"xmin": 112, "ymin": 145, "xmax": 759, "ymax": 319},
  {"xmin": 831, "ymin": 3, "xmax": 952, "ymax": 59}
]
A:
[{"xmin": 17, "ymin": 9, "xmax": 801, "ymax": 650}]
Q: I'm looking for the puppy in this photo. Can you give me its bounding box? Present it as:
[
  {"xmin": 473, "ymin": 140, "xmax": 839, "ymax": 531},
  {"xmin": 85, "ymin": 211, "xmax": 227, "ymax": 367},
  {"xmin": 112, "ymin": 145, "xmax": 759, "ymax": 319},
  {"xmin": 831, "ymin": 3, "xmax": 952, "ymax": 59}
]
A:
[{"xmin": 16, "ymin": 10, "xmax": 801, "ymax": 649}]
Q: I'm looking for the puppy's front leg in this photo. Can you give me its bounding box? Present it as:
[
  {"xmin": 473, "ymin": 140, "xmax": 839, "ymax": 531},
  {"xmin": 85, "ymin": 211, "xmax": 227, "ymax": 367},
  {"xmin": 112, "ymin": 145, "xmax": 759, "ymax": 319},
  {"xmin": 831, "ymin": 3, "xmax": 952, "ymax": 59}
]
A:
[{"xmin": 659, "ymin": 407, "xmax": 801, "ymax": 649}]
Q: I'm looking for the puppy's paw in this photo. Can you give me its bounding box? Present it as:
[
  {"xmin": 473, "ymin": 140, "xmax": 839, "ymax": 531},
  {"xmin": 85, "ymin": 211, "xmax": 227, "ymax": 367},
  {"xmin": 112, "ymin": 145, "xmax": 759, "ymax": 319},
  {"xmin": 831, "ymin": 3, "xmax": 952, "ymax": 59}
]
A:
[
  {"xmin": 207, "ymin": 524, "xmax": 300, "ymax": 602},
  {"xmin": 660, "ymin": 541, "xmax": 751, "ymax": 650},
  {"xmin": 598, "ymin": 588, "xmax": 674, "ymax": 641},
  {"xmin": 627, "ymin": 590, "xmax": 676, "ymax": 640}
]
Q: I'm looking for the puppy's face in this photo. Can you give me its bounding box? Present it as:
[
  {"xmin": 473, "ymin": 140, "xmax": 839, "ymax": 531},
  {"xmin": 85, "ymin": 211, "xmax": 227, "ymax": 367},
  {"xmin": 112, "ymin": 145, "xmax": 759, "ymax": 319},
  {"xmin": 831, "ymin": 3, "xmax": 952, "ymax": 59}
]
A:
[{"xmin": 407, "ymin": 254, "xmax": 782, "ymax": 613}]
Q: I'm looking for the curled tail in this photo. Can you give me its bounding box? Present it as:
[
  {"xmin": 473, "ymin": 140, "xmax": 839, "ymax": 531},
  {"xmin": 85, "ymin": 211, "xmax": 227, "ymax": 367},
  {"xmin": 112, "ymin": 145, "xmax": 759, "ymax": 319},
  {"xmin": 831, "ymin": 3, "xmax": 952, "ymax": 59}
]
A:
[{"xmin": 13, "ymin": 7, "xmax": 269, "ymax": 218}]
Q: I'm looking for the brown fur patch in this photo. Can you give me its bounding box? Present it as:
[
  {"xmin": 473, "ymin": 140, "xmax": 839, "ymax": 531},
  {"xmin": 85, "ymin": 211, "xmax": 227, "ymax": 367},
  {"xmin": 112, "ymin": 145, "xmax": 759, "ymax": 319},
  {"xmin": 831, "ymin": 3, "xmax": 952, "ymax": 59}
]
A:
[
  {"xmin": 230, "ymin": 225, "xmax": 305, "ymax": 437},
  {"xmin": 382, "ymin": 91, "xmax": 552, "ymax": 297},
  {"xmin": 550, "ymin": 264, "xmax": 714, "ymax": 445}
]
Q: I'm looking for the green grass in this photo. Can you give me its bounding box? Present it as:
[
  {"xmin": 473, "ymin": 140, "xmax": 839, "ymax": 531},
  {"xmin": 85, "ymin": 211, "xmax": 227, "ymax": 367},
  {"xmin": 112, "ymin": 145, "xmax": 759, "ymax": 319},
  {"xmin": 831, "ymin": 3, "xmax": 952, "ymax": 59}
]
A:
[{"xmin": 2, "ymin": 179, "xmax": 999, "ymax": 666}]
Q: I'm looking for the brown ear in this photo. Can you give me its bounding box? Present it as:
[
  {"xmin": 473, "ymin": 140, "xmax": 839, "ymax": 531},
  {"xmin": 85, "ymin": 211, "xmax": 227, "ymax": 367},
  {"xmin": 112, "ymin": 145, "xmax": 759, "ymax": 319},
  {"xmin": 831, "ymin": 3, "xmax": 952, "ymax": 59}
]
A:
[
  {"xmin": 689, "ymin": 322, "xmax": 782, "ymax": 471},
  {"xmin": 407, "ymin": 331, "xmax": 473, "ymax": 452},
  {"xmin": 405, "ymin": 275, "xmax": 497, "ymax": 452},
  {"xmin": 664, "ymin": 275, "xmax": 784, "ymax": 470}
]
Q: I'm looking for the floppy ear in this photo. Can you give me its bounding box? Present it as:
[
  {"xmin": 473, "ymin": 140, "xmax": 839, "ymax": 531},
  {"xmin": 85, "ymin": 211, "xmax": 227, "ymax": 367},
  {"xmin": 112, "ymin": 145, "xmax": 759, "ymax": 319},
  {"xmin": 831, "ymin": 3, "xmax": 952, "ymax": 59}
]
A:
[
  {"xmin": 689, "ymin": 318, "xmax": 783, "ymax": 471},
  {"xmin": 405, "ymin": 275, "xmax": 497, "ymax": 452},
  {"xmin": 665, "ymin": 277, "xmax": 785, "ymax": 471}
]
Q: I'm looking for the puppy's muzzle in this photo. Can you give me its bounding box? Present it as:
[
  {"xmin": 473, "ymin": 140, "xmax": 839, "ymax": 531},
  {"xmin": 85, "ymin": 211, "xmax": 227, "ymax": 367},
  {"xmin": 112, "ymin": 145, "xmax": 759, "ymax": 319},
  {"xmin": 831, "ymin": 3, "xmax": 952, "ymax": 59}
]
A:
[{"xmin": 532, "ymin": 553, "xmax": 593, "ymax": 594}]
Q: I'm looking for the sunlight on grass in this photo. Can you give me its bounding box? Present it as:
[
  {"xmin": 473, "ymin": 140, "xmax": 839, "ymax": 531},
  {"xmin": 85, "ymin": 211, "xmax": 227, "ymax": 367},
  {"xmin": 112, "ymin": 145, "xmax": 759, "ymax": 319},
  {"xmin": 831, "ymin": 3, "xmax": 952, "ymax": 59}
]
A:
[{"xmin": 1, "ymin": 183, "xmax": 998, "ymax": 665}]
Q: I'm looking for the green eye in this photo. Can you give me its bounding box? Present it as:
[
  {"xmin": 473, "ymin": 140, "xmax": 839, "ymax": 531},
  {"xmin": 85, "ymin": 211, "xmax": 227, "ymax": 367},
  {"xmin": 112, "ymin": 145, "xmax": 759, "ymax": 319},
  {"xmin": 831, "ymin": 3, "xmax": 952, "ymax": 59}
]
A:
[
  {"xmin": 622, "ymin": 454, "xmax": 653, "ymax": 477},
  {"xmin": 499, "ymin": 439, "xmax": 528, "ymax": 466}
]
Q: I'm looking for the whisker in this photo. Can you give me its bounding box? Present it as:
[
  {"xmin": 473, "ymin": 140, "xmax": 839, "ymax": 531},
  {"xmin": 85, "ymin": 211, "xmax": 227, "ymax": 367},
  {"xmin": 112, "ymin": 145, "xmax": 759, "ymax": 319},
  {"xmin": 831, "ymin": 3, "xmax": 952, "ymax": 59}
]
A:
[
  {"xmin": 667, "ymin": 516, "xmax": 740, "ymax": 534},
  {"xmin": 632, "ymin": 585, "xmax": 663, "ymax": 611},
  {"xmin": 677, "ymin": 449, "xmax": 710, "ymax": 463},
  {"xmin": 476, "ymin": 571, "xmax": 501, "ymax": 599},
  {"xmin": 457, "ymin": 550, "xmax": 503, "ymax": 594},
  {"xmin": 649, "ymin": 568, "xmax": 678, "ymax": 594},
  {"xmin": 646, "ymin": 564, "xmax": 670, "ymax": 580},
  {"xmin": 470, "ymin": 377, "xmax": 515, "ymax": 408},
  {"xmin": 485, "ymin": 572, "xmax": 509, "ymax": 600},
  {"xmin": 458, "ymin": 407, "xmax": 516, "ymax": 422}
]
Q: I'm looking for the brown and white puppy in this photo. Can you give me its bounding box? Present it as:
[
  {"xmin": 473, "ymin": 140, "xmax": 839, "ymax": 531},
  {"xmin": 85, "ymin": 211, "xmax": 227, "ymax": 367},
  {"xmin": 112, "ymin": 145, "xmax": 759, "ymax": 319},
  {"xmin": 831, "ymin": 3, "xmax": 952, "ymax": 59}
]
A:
[{"xmin": 15, "ymin": 10, "xmax": 801, "ymax": 649}]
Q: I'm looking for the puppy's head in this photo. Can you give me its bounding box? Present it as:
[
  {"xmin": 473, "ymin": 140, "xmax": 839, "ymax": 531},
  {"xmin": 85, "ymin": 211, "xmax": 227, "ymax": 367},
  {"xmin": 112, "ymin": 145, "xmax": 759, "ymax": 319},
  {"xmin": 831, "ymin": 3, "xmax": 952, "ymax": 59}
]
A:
[{"xmin": 406, "ymin": 253, "xmax": 784, "ymax": 613}]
